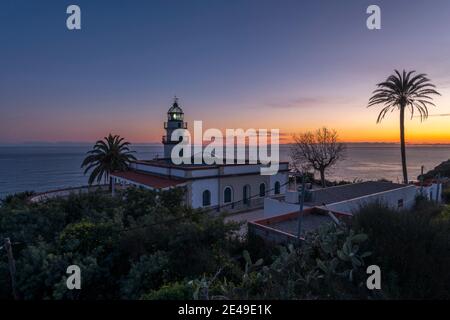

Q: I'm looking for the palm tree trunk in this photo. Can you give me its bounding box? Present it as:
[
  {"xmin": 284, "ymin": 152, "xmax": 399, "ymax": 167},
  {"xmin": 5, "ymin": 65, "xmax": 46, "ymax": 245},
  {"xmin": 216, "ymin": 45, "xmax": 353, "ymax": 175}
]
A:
[{"xmin": 400, "ymin": 105, "xmax": 408, "ymax": 184}]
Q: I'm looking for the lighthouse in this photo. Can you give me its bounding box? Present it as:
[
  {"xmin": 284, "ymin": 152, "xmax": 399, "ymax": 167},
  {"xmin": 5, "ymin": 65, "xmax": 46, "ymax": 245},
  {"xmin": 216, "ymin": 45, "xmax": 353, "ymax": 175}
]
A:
[
  {"xmin": 111, "ymin": 96, "xmax": 289, "ymax": 211},
  {"xmin": 162, "ymin": 97, "xmax": 187, "ymax": 159}
]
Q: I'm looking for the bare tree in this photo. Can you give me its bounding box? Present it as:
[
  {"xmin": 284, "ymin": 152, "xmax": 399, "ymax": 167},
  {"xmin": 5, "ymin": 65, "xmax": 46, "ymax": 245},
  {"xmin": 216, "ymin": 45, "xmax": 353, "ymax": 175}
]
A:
[{"xmin": 290, "ymin": 127, "xmax": 346, "ymax": 188}]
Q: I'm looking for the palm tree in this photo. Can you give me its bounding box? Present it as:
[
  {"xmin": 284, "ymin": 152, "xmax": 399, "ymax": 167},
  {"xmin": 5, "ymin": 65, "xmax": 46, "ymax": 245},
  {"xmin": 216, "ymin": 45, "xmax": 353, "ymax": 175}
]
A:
[
  {"xmin": 81, "ymin": 134, "xmax": 137, "ymax": 189},
  {"xmin": 368, "ymin": 70, "xmax": 440, "ymax": 184}
]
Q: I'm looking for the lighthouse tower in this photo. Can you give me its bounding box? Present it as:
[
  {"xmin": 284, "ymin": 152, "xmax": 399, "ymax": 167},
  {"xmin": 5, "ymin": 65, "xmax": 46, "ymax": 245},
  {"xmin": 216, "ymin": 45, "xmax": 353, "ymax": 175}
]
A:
[{"xmin": 163, "ymin": 97, "xmax": 187, "ymax": 159}]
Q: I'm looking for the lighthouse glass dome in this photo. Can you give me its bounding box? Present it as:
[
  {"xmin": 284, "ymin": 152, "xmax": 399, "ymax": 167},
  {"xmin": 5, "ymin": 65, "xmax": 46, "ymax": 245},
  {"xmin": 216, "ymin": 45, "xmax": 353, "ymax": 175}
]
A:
[{"xmin": 168, "ymin": 101, "xmax": 184, "ymax": 121}]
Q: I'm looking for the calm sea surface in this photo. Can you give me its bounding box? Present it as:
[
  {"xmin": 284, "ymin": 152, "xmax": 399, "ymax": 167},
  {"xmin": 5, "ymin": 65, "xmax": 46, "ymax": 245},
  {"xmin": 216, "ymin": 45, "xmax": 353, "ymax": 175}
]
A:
[{"xmin": 1, "ymin": 144, "xmax": 450, "ymax": 199}]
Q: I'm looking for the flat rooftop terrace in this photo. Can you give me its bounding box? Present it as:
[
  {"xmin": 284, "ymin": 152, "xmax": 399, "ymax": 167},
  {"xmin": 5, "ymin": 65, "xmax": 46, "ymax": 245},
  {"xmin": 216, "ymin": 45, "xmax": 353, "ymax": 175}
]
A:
[
  {"xmin": 250, "ymin": 207, "xmax": 352, "ymax": 242},
  {"xmin": 305, "ymin": 181, "xmax": 409, "ymax": 206},
  {"xmin": 268, "ymin": 213, "xmax": 333, "ymax": 235}
]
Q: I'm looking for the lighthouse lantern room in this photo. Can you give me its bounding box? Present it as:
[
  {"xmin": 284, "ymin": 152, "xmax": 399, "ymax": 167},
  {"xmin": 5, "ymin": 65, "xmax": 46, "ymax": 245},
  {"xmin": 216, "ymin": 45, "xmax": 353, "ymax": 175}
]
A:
[{"xmin": 163, "ymin": 97, "xmax": 187, "ymax": 158}]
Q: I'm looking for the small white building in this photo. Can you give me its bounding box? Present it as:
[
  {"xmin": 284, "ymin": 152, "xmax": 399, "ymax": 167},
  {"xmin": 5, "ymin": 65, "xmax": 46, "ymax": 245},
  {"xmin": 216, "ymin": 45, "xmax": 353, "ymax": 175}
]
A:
[
  {"xmin": 111, "ymin": 99, "xmax": 289, "ymax": 212},
  {"xmin": 416, "ymin": 181, "xmax": 443, "ymax": 203},
  {"xmin": 263, "ymin": 181, "xmax": 442, "ymax": 218}
]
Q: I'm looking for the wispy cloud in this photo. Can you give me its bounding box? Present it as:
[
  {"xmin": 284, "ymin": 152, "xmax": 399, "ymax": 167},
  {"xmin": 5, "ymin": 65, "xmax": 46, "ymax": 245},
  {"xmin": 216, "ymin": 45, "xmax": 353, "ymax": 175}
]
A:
[
  {"xmin": 414, "ymin": 113, "xmax": 450, "ymax": 118},
  {"xmin": 265, "ymin": 97, "xmax": 320, "ymax": 109},
  {"xmin": 264, "ymin": 96, "xmax": 352, "ymax": 109}
]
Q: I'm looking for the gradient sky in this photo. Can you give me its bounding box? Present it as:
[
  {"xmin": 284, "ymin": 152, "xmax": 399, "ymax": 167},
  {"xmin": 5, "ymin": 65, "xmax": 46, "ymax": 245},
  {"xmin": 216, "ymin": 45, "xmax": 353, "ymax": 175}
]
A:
[{"xmin": 1, "ymin": 0, "xmax": 450, "ymax": 144}]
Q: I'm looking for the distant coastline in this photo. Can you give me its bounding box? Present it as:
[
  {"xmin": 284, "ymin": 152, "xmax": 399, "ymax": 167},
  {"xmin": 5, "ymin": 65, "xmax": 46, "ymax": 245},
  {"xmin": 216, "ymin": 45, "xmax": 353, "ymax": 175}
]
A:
[
  {"xmin": 2, "ymin": 142, "xmax": 450, "ymax": 147},
  {"xmin": 1, "ymin": 144, "xmax": 450, "ymax": 199}
]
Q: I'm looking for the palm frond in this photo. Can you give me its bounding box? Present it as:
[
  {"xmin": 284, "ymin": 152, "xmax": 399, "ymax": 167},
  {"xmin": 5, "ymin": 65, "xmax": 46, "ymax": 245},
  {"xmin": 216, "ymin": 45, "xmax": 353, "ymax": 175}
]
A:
[
  {"xmin": 368, "ymin": 69, "xmax": 440, "ymax": 123},
  {"xmin": 81, "ymin": 134, "xmax": 136, "ymax": 185}
]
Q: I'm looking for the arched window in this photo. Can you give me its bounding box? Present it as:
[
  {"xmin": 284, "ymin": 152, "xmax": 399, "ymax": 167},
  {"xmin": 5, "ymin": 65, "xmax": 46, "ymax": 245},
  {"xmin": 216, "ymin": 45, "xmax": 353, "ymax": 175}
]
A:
[
  {"xmin": 243, "ymin": 185, "xmax": 251, "ymax": 205},
  {"xmin": 202, "ymin": 190, "xmax": 211, "ymax": 206},
  {"xmin": 274, "ymin": 181, "xmax": 281, "ymax": 195},
  {"xmin": 259, "ymin": 183, "xmax": 266, "ymax": 197},
  {"xmin": 224, "ymin": 187, "xmax": 232, "ymax": 203}
]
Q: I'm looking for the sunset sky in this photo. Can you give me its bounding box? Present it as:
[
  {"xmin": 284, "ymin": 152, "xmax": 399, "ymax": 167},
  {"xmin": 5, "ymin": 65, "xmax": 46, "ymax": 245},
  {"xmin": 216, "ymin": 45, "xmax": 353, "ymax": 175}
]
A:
[{"xmin": 1, "ymin": 0, "xmax": 450, "ymax": 144}]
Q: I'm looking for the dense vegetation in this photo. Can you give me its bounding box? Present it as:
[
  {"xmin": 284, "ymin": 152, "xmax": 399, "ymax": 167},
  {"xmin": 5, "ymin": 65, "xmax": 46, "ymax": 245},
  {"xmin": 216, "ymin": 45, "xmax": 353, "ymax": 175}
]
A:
[
  {"xmin": 0, "ymin": 188, "xmax": 241, "ymax": 299},
  {"xmin": 184, "ymin": 200, "xmax": 450, "ymax": 300},
  {"xmin": 352, "ymin": 199, "xmax": 450, "ymax": 299},
  {"xmin": 1, "ymin": 189, "xmax": 450, "ymax": 300},
  {"xmin": 420, "ymin": 159, "xmax": 450, "ymax": 180}
]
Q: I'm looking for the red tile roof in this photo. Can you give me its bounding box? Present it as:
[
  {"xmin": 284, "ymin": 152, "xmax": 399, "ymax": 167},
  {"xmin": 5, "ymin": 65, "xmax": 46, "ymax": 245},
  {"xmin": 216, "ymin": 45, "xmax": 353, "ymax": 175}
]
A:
[{"xmin": 111, "ymin": 171, "xmax": 185, "ymax": 189}]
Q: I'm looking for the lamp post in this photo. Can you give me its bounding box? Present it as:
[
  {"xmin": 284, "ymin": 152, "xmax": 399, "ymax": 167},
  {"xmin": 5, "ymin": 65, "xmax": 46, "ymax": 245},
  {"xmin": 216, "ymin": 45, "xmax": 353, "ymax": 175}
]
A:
[{"xmin": 297, "ymin": 173, "xmax": 306, "ymax": 243}]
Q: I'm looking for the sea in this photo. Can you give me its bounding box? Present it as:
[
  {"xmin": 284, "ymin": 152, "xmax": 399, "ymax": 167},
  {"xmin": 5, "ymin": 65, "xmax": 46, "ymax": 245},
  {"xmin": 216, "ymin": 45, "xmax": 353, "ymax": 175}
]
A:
[{"xmin": 1, "ymin": 143, "xmax": 450, "ymax": 199}]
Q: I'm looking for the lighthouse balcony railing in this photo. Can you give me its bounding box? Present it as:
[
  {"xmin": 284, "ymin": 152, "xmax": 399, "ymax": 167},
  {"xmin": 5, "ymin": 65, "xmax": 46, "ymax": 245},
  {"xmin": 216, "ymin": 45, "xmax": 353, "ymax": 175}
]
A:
[{"xmin": 164, "ymin": 122, "xmax": 187, "ymax": 129}]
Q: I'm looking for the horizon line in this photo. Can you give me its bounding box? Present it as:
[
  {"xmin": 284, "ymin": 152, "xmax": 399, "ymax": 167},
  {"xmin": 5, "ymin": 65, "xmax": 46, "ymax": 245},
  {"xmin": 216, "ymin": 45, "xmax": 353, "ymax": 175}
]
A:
[{"xmin": 2, "ymin": 141, "xmax": 450, "ymax": 146}]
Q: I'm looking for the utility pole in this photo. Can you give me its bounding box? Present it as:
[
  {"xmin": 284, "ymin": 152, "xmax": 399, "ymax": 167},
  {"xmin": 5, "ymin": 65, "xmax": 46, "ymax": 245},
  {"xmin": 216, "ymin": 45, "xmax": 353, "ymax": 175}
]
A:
[
  {"xmin": 4, "ymin": 238, "xmax": 19, "ymax": 300},
  {"xmin": 297, "ymin": 173, "xmax": 306, "ymax": 243},
  {"xmin": 420, "ymin": 165, "xmax": 424, "ymax": 196}
]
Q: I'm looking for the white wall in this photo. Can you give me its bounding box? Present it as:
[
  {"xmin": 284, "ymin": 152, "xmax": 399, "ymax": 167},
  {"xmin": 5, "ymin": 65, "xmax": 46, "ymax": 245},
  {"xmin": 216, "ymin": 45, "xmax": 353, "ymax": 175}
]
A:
[
  {"xmin": 269, "ymin": 172, "xmax": 288, "ymax": 195},
  {"xmin": 135, "ymin": 164, "xmax": 169, "ymax": 175},
  {"xmin": 113, "ymin": 177, "xmax": 153, "ymax": 190},
  {"xmin": 190, "ymin": 178, "xmax": 219, "ymax": 209},
  {"xmin": 134, "ymin": 163, "xmax": 191, "ymax": 178},
  {"xmin": 285, "ymin": 190, "xmax": 299, "ymax": 203},
  {"xmin": 190, "ymin": 168, "xmax": 219, "ymax": 178},
  {"xmin": 326, "ymin": 186, "xmax": 417, "ymax": 214},
  {"xmin": 420, "ymin": 184, "xmax": 443, "ymax": 203},
  {"xmin": 222, "ymin": 164, "xmax": 261, "ymax": 175},
  {"xmin": 263, "ymin": 185, "xmax": 419, "ymax": 218},
  {"xmin": 170, "ymin": 169, "xmax": 187, "ymax": 178},
  {"xmin": 263, "ymin": 197, "xmax": 308, "ymax": 218},
  {"xmin": 29, "ymin": 185, "xmax": 109, "ymax": 203}
]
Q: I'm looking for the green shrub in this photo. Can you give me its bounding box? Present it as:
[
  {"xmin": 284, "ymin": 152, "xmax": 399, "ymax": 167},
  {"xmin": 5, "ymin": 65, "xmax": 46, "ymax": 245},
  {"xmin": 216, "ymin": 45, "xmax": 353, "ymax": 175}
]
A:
[
  {"xmin": 435, "ymin": 205, "xmax": 450, "ymax": 222},
  {"xmin": 0, "ymin": 188, "xmax": 240, "ymax": 300},
  {"xmin": 442, "ymin": 188, "xmax": 450, "ymax": 204},
  {"xmin": 121, "ymin": 251, "xmax": 170, "ymax": 299},
  {"xmin": 189, "ymin": 223, "xmax": 374, "ymax": 300},
  {"xmin": 141, "ymin": 282, "xmax": 193, "ymax": 300},
  {"xmin": 353, "ymin": 202, "xmax": 450, "ymax": 299},
  {"xmin": 1, "ymin": 191, "xmax": 34, "ymax": 208},
  {"xmin": 4, "ymin": 186, "xmax": 450, "ymax": 300}
]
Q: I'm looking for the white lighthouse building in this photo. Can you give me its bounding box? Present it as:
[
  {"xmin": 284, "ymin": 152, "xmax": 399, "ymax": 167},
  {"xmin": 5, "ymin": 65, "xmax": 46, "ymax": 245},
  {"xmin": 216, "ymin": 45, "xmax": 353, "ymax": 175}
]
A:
[
  {"xmin": 162, "ymin": 97, "xmax": 187, "ymax": 159},
  {"xmin": 111, "ymin": 99, "xmax": 289, "ymax": 212}
]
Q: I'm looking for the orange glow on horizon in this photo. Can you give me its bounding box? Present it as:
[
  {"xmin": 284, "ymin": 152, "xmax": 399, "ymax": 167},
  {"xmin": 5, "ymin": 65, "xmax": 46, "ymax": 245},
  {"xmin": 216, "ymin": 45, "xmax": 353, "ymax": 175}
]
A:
[
  {"xmin": 3, "ymin": 96, "xmax": 450, "ymax": 145},
  {"xmin": 55, "ymin": 113, "xmax": 450, "ymax": 145}
]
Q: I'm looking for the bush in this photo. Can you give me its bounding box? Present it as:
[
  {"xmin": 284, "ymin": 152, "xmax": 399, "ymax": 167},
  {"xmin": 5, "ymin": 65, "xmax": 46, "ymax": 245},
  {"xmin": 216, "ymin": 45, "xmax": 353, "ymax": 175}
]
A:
[
  {"xmin": 442, "ymin": 188, "xmax": 450, "ymax": 204},
  {"xmin": 0, "ymin": 187, "xmax": 240, "ymax": 300},
  {"xmin": 141, "ymin": 282, "xmax": 193, "ymax": 300},
  {"xmin": 3, "ymin": 187, "xmax": 450, "ymax": 300},
  {"xmin": 353, "ymin": 202, "xmax": 450, "ymax": 299},
  {"xmin": 1, "ymin": 191, "xmax": 34, "ymax": 208},
  {"xmin": 121, "ymin": 251, "xmax": 170, "ymax": 299},
  {"xmin": 189, "ymin": 223, "xmax": 374, "ymax": 300}
]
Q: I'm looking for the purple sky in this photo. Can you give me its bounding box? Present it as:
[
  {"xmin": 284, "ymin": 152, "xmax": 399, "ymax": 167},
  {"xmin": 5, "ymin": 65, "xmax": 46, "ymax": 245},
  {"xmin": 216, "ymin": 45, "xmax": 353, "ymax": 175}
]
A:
[{"xmin": 1, "ymin": 0, "xmax": 450, "ymax": 144}]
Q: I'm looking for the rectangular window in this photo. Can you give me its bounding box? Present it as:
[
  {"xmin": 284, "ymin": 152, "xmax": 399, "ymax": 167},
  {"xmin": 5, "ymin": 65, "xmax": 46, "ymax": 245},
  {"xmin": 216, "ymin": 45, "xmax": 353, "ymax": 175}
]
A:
[{"xmin": 397, "ymin": 199, "xmax": 404, "ymax": 209}]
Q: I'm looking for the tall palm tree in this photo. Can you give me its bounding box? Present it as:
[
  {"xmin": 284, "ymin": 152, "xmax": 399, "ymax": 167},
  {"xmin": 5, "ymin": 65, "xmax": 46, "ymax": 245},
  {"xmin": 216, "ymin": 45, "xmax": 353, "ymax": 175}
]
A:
[
  {"xmin": 368, "ymin": 70, "xmax": 440, "ymax": 184},
  {"xmin": 81, "ymin": 134, "xmax": 137, "ymax": 188}
]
